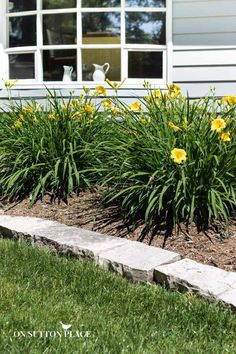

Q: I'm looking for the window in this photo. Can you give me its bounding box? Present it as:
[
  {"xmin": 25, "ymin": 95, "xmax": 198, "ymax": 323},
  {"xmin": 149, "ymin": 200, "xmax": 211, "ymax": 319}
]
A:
[{"xmin": 3, "ymin": 0, "xmax": 171, "ymax": 85}]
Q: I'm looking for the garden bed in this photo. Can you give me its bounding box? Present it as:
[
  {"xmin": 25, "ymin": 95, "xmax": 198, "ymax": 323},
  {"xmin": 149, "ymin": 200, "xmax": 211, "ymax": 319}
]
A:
[{"xmin": 1, "ymin": 191, "xmax": 236, "ymax": 272}]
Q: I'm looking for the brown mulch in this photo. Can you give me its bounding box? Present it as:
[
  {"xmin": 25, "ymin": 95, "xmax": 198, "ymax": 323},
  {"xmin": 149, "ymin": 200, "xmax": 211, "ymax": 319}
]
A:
[{"xmin": 1, "ymin": 191, "xmax": 236, "ymax": 272}]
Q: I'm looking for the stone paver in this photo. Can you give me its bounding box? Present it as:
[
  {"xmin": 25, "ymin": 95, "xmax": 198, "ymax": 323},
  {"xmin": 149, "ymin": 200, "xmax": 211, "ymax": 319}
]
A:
[
  {"xmin": 218, "ymin": 289, "xmax": 236, "ymax": 311},
  {"xmin": 0, "ymin": 215, "xmax": 126, "ymax": 260},
  {"xmin": 154, "ymin": 259, "xmax": 236, "ymax": 310},
  {"xmin": 98, "ymin": 241, "xmax": 181, "ymax": 282},
  {"xmin": 0, "ymin": 215, "xmax": 235, "ymax": 312}
]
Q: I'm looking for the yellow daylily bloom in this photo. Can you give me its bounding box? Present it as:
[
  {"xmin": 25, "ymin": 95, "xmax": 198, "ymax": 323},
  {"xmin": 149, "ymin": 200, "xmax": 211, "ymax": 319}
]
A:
[
  {"xmin": 22, "ymin": 105, "xmax": 35, "ymax": 114},
  {"xmin": 95, "ymin": 85, "xmax": 107, "ymax": 96},
  {"xmin": 130, "ymin": 101, "xmax": 142, "ymax": 111},
  {"xmin": 168, "ymin": 122, "xmax": 182, "ymax": 132},
  {"xmin": 82, "ymin": 104, "xmax": 95, "ymax": 113},
  {"xmin": 111, "ymin": 106, "xmax": 120, "ymax": 115},
  {"xmin": 12, "ymin": 114, "xmax": 24, "ymax": 129},
  {"xmin": 153, "ymin": 89, "xmax": 162, "ymax": 98},
  {"xmin": 220, "ymin": 132, "xmax": 231, "ymax": 142},
  {"xmin": 103, "ymin": 98, "xmax": 112, "ymax": 108},
  {"xmin": 72, "ymin": 112, "xmax": 81, "ymax": 120},
  {"xmin": 48, "ymin": 112, "xmax": 58, "ymax": 120},
  {"xmin": 171, "ymin": 148, "xmax": 187, "ymax": 164},
  {"xmin": 221, "ymin": 96, "xmax": 236, "ymax": 105},
  {"xmin": 4, "ymin": 79, "xmax": 18, "ymax": 89},
  {"xmin": 167, "ymin": 84, "xmax": 181, "ymax": 97},
  {"xmin": 211, "ymin": 118, "xmax": 226, "ymax": 132}
]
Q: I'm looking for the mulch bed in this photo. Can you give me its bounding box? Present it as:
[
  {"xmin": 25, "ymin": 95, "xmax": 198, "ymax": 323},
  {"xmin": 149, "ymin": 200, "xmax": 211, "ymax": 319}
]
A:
[{"xmin": 1, "ymin": 191, "xmax": 236, "ymax": 272}]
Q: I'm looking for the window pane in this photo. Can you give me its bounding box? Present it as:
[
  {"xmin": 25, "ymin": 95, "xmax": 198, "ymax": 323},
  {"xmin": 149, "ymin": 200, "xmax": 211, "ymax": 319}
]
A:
[
  {"xmin": 8, "ymin": 0, "xmax": 36, "ymax": 12},
  {"xmin": 125, "ymin": 0, "xmax": 165, "ymax": 6},
  {"xmin": 128, "ymin": 51, "xmax": 163, "ymax": 78},
  {"xmin": 43, "ymin": 14, "xmax": 77, "ymax": 45},
  {"xmin": 9, "ymin": 16, "xmax": 36, "ymax": 47},
  {"xmin": 43, "ymin": 50, "xmax": 77, "ymax": 81},
  {"xmin": 82, "ymin": 0, "xmax": 120, "ymax": 7},
  {"xmin": 126, "ymin": 12, "xmax": 165, "ymax": 44},
  {"xmin": 82, "ymin": 49, "xmax": 120, "ymax": 81},
  {"xmin": 82, "ymin": 13, "xmax": 120, "ymax": 44},
  {"xmin": 43, "ymin": 0, "xmax": 76, "ymax": 9},
  {"xmin": 9, "ymin": 53, "xmax": 35, "ymax": 79}
]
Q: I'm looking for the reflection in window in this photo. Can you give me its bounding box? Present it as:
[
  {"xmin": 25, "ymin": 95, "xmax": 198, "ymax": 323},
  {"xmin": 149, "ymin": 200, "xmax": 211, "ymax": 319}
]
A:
[
  {"xmin": 82, "ymin": 49, "xmax": 120, "ymax": 81},
  {"xmin": 43, "ymin": 14, "xmax": 77, "ymax": 45},
  {"xmin": 9, "ymin": 16, "xmax": 36, "ymax": 47},
  {"xmin": 128, "ymin": 51, "xmax": 163, "ymax": 78},
  {"xmin": 43, "ymin": 50, "xmax": 77, "ymax": 81},
  {"xmin": 82, "ymin": 0, "xmax": 120, "ymax": 7},
  {"xmin": 82, "ymin": 13, "xmax": 120, "ymax": 45},
  {"xmin": 125, "ymin": 0, "xmax": 165, "ymax": 6},
  {"xmin": 126, "ymin": 12, "xmax": 165, "ymax": 44},
  {"xmin": 43, "ymin": 0, "xmax": 76, "ymax": 9},
  {"xmin": 9, "ymin": 53, "xmax": 35, "ymax": 79},
  {"xmin": 8, "ymin": 0, "xmax": 36, "ymax": 12}
]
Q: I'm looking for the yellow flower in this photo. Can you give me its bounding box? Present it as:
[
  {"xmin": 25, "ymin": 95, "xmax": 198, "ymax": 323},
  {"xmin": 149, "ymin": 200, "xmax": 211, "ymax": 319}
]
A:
[
  {"xmin": 211, "ymin": 118, "xmax": 226, "ymax": 132},
  {"xmin": 12, "ymin": 114, "xmax": 24, "ymax": 129},
  {"xmin": 71, "ymin": 99, "xmax": 80, "ymax": 110},
  {"xmin": 103, "ymin": 98, "xmax": 112, "ymax": 109},
  {"xmin": 22, "ymin": 105, "xmax": 35, "ymax": 114},
  {"xmin": 111, "ymin": 106, "xmax": 120, "ymax": 115},
  {"xmin": 220, "ymin": 132, "xmax": 231, "ymax": 142},
  {"xmin": 171, "ymin": 148, "xmax": 187, "ymax": 164},
  {"xmin": 167, "ymin": 84, "xmax": 181, "ymax": 97},
  {"xmin": 72, "ymin": 112, "xmax": 81, "ymax": 120},
  {"xmin": 168, "ymin": 122, "xmax": 182, "ymax": 132},
  {"xmin": 153, "ymin": 90, "xmax": 161, "ymax": 98},
  {"xmin": 221, "ymin": 96, "xmax": 236, "ymax": 105},
  {"xmin": 95, "ymin": 86, "xmax": 107, "ymax": 96},
  {"xmin": 4, "ymin": 79, "xmax": 18, "ymax": 89},
  {"xmin": 48, "ymin": 112, "xmax": 58, "ymax": 120},
  {"xmin": 130, "ymin": 101, "xmax": 142, "ymax": 111},
  {"xmin": 82, "ymin": 104, "xmax": 95, "ymax": 113}
]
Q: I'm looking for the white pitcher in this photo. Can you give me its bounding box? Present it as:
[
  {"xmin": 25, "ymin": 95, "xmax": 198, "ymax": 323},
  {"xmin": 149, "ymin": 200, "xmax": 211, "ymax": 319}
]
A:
[
  {"xmin": 92, "ymin": 63, "xmax": 110, "ymax": 81},
  {"xmin": 62, "ymin": 66, "xmax": 73, "ymax": 82}
]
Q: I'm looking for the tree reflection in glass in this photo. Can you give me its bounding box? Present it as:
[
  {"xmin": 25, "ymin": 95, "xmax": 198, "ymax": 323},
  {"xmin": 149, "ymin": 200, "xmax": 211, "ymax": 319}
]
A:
[
  {"xmin": 82, "ymin": 0, "xmax": 120, "ymax": 7},
  {"xmin": 82, "ymin": 13, "xmax": 120, "ymax": 44},
  {"xmin": 43, "ymin": 0, "xmax": 76, "ymax": 9},
  {"xmin": 126, "ymin": 12, "xmax": 165, "ymax": 44},
  {"xmin": 43, "ymin": 14, "xmax": 77, "ymax": 45},
  {"xmin": 125, "ymin": 0, "xmax": 165, "ymax": 6}
]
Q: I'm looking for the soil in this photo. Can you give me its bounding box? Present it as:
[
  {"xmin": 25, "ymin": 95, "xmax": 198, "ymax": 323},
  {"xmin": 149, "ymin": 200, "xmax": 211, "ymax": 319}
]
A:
[{"xmin": 1, "ymin": 191, "xmax": 236, "ymax": 272}]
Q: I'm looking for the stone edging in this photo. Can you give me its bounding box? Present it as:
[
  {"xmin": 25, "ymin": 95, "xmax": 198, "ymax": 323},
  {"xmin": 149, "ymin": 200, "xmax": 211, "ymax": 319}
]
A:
[{"xmin": 0, "ymin": 215, "xmax": 235, "ymax": 312}]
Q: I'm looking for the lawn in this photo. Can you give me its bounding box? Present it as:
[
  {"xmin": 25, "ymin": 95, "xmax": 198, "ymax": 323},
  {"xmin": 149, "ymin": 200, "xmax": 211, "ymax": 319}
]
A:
[{"xmin": 0, "ymin": 239, "xmax": 235, "ymax": 354}]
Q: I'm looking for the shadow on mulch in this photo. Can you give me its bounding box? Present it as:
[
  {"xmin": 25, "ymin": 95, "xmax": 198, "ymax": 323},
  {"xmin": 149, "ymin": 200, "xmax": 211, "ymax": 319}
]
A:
[{"xmin": 1, "ymin": 191, "xmax": 236, "ymax": 272}]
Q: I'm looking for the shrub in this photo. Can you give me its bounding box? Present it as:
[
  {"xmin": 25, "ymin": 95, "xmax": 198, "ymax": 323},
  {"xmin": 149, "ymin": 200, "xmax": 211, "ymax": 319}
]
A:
[
  {"xmin": 0, "ymin": 87, "xmax": 107, "ymax": 203},
  {"xmin": 95, "ymin": 83, "xmax": 236, "ymax": 231}
]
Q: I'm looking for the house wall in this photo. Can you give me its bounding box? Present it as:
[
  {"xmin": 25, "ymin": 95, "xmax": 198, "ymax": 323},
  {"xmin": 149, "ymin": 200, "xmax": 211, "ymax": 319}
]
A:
[{"xmin": 172, "ymin": 0, "xmax": 236, "ymax": 97}]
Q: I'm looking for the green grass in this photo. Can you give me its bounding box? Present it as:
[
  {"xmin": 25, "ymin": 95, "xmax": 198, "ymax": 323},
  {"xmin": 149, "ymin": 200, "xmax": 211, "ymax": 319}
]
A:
[{"xmin": 0, "ymin": 239, "xmax": 235, "ymax": 354}]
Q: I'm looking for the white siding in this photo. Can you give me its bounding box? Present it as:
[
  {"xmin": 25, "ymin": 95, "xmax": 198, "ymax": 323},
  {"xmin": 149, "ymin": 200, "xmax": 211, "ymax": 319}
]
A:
[{"xmin": 172, "ymin": 0, "xmax": 236, "ymax": 97}]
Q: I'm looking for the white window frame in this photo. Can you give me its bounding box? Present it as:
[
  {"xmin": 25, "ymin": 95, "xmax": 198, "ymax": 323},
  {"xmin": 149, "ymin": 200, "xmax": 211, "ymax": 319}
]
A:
[{"xmin": 0, "ymin": 0, "xmax": 173, "ymax": 89}]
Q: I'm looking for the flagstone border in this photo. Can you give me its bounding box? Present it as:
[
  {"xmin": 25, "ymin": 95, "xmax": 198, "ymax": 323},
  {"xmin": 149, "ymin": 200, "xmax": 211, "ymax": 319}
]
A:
[{"xmin": 0, "ymin": 215, "xmax": 235, "ymax": 312}]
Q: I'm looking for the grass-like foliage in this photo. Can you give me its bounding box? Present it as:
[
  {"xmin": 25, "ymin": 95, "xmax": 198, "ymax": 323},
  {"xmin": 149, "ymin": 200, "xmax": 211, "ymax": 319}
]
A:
[
  {"xmin": 0, "ymin": 87, "xmax": 107, "ymax": 203},
  {"xmin": 0, "ymin": 81, "xmax": 236, "ymax": 231},
  {"xmin": 95, "ymin": 83, "xmax": 236, "ymax": 231}
]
